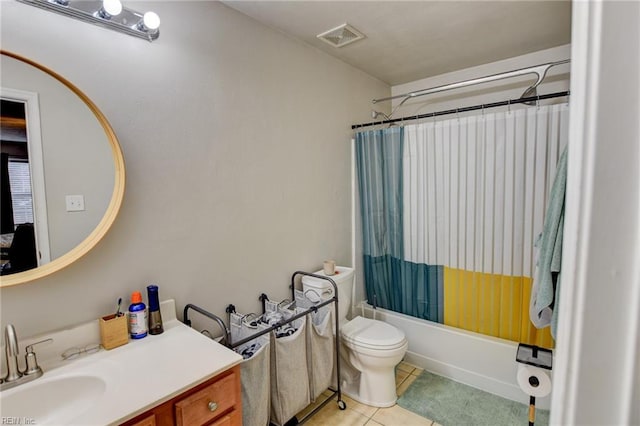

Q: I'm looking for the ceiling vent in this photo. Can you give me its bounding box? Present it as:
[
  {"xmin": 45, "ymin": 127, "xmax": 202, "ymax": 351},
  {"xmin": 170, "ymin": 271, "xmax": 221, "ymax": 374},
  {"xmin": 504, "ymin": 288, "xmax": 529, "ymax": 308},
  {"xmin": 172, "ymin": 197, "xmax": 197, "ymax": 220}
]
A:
[{"xmin": 317, "ymin": 23, "xmax": 365, "ymax": 48}]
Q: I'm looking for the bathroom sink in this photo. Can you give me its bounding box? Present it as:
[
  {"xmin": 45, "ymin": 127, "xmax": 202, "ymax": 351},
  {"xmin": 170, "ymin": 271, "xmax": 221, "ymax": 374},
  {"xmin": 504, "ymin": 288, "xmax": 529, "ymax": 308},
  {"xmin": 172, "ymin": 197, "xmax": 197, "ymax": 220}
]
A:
[{"xmin": 0, "ymin": 374, "xmax": 106, "ymax": 425}]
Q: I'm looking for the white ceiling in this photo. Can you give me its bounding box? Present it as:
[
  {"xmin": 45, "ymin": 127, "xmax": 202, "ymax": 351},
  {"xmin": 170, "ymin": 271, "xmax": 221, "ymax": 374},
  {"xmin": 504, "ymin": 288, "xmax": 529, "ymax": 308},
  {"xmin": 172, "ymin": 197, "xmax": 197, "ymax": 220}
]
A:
[{"xmin": 222, "ymin": 1, "xmax": 572, "ymax": 86}]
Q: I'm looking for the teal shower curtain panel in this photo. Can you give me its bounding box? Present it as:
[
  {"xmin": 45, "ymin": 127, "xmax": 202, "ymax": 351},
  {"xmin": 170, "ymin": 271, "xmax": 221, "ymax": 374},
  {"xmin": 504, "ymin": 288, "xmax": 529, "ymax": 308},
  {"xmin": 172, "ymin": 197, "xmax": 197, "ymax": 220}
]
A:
[{"xmin": 355, "ymin": 128, "xmax": 444, "ymax": 323}]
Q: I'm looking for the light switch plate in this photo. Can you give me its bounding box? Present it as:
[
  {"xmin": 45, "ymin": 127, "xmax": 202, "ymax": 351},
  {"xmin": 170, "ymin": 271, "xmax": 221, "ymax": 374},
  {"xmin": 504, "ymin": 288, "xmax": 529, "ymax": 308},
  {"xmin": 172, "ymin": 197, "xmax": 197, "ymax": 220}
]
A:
[{"xmin": 65, "ymin": 195, "xmax": 85, "ymax": 212}]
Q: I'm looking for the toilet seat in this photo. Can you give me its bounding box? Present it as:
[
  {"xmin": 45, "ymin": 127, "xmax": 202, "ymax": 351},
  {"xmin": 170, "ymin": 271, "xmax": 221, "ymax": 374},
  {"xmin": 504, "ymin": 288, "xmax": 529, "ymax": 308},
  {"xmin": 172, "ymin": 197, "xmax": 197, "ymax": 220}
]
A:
[{"xmin": 341, "ymin": 316, "xmax": 407, "ymax": 351}]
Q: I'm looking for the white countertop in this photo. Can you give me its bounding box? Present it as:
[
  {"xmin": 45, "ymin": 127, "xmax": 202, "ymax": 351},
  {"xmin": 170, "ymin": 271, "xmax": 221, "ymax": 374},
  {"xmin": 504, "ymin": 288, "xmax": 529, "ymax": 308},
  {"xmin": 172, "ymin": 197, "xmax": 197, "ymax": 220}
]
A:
[{"xmin": 0, "ymin": 300, "xmax": 242, "ymax": 425}]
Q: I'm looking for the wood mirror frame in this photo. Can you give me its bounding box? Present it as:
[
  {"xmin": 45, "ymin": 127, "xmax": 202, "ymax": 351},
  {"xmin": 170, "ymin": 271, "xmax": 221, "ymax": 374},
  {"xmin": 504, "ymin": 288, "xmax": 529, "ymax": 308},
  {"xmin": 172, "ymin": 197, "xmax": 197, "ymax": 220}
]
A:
[{"xmin": 0, "ymin": 50, "xmax": 125, "ymax": 287}]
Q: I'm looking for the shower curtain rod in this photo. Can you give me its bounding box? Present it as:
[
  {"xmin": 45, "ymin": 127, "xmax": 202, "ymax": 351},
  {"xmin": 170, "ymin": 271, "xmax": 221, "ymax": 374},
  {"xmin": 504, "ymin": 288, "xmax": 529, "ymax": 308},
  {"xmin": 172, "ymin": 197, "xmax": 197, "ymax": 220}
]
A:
[
  {"xmin": 372, "ymin": 59, "xmax": 570, "ymax": 105},
  {"xmin": 351, "ymin": 90, "xmax": 569, "ymax": 130}
]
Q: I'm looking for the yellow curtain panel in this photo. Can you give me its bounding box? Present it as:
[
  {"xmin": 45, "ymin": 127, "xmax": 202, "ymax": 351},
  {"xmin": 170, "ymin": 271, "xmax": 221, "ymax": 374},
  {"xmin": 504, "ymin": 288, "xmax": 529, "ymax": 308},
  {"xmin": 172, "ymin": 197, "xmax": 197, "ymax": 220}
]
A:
[{"xmin": 443, "ymin": 267, "xmax": 554, "ymax": 348}]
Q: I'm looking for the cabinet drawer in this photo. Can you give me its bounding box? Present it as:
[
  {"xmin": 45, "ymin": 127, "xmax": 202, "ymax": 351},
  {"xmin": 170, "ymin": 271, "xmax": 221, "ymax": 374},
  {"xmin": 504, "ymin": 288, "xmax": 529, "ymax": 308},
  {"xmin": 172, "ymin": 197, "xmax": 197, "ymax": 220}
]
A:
[
  {"xmin": 175, "ymin": 372, "xmax": 238, "ymax": 426},
  {"xmin": 211, "ymin": 409, "xmax": 240, "ymax": 426},
  {"xmin": 130, "ymin": 414, "xmax": 156, "ymax": 426}
]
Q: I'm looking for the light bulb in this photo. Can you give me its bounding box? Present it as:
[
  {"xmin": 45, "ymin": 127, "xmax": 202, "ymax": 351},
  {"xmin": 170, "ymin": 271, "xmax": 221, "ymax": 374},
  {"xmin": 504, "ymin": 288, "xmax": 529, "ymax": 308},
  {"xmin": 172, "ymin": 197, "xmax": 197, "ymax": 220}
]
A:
[
  {"xmin": 143, "ymin": 11, "xmax": 160, "ymax": 30},
  {"xmin": 101, "ymin": 0, "xmax": 122, "ymax": 17}
]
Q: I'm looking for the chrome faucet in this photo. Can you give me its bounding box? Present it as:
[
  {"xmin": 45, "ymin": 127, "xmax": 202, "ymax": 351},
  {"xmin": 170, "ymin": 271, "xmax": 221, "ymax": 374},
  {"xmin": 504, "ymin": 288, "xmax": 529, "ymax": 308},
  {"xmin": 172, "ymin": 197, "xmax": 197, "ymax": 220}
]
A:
[
  {"xmin": 1, "ymin": 324, "xmax": 51, "ymax": 391},
  {"xmin": 3, "ymin": 324, "xmax": 21, "ymax": 382}
]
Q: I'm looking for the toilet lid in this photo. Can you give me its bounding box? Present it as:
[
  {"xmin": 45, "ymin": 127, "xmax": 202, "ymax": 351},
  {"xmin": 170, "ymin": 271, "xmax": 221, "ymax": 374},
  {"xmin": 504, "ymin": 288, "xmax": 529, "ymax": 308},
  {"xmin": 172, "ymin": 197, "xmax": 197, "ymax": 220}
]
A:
[{"xmin": 341, "ymin": 316, "xmax": 406, "ymax": 350}]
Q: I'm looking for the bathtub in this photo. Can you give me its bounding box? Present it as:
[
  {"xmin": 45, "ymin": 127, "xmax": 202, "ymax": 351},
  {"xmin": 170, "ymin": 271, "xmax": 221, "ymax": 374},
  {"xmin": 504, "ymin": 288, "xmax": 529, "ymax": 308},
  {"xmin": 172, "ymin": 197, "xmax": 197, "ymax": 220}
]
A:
[{"xmin": 355, "ymin": 302, "xmax": 552, "ymax": 410}]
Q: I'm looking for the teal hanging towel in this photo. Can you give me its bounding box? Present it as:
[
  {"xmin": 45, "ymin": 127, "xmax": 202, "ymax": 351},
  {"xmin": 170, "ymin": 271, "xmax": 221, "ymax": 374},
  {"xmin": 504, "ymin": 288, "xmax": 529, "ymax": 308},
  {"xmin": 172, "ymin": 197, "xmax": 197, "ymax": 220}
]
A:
[{"xmin": 530, "ymin": 145, "xmax": 568, "ymax": 339}]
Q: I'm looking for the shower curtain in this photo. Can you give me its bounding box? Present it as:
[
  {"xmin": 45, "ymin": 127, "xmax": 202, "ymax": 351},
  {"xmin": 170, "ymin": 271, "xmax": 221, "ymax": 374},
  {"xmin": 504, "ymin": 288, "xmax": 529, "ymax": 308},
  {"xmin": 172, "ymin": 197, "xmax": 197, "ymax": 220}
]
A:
[
  {"xmin": 356, "ymin": 104, "xmax": 569, "ymax": 348},
  {"xmin": 355, "ymin": 127, "xmax": 443, "ymax": 323}
]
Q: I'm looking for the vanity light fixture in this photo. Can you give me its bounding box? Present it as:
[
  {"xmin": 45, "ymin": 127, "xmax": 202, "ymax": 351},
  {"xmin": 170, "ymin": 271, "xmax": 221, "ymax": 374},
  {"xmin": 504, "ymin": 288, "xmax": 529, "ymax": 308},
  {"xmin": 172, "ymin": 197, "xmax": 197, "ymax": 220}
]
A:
[
  {"xmin": 96, "ymin": 0, "xmax": 122, "ymax": 20},
  {"xmin": 16, "ymin": 0, "xmax": 161, "ymax": 42},
  {"xmin": 137, "ymin": 11, "xmax": 160, "ymax": 33}
]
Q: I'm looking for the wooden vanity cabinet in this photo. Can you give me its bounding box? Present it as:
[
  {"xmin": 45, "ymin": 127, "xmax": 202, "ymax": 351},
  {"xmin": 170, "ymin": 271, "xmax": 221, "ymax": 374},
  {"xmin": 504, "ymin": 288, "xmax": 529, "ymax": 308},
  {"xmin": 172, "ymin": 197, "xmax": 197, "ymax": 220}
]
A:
[{"xmin": 122, "ymin": 365, "xmax": 241, "ymax": 426}]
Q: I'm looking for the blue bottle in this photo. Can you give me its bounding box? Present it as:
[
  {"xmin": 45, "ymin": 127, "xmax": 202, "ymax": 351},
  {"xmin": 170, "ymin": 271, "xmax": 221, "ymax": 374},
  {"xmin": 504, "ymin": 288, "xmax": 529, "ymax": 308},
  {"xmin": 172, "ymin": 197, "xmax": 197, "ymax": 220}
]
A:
[
  {"xmin": 147, "ymin": 284, "xmax": 164, "ymax": 335},
  {"xmin": 128, "ymin": 291, "xmax": 148, "ymax": 339}
]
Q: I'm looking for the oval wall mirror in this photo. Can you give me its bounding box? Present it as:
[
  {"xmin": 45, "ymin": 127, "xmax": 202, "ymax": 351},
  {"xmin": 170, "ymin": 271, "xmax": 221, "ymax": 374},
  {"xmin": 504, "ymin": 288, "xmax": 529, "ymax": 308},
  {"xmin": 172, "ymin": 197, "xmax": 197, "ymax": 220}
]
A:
[{"xmin": 0, "ymin": 50, "xmax": 125, "ymax": 287}]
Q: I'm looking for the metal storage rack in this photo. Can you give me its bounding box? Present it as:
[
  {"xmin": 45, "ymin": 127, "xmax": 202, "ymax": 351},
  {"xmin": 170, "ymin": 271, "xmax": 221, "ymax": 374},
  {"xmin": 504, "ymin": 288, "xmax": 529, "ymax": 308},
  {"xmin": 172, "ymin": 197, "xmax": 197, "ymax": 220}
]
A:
[{"xmin": 183, "ymin": 270, "xmax": 346, "ymax": 425}]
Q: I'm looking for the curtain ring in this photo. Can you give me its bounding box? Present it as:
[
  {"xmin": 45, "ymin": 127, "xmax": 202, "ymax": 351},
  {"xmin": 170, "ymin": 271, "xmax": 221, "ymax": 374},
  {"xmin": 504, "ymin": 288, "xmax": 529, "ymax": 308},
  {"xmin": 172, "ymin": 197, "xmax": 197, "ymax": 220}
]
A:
[
  {"xmin": 508, "ymin": 99, "xmax": 511, "ymax": 114},
  {"xmin": 536, "ymin": 95, "xmax": 540, "ymax": 110}
]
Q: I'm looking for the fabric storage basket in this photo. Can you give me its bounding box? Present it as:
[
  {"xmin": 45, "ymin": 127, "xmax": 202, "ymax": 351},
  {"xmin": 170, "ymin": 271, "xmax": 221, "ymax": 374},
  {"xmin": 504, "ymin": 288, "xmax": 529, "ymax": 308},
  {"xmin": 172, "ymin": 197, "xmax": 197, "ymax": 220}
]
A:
[
  {"xmin": 264, "ymin": 300, "xmax": 311, "ymax": 426},
  {"xmin": 294, "ymin": 289, "xmax": 335, "ymax": 401},
  {"xmin": 230, "ymin": 312, "xmax": 271, "ymax": 426}
]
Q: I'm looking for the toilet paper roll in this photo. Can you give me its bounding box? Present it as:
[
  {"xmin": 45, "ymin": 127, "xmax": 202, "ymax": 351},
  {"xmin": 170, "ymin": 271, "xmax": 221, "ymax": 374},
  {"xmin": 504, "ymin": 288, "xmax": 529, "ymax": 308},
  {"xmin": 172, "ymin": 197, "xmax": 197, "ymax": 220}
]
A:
[{"xmin": 517, "ymin": 364, "xmax": 552, "ymax": 398}]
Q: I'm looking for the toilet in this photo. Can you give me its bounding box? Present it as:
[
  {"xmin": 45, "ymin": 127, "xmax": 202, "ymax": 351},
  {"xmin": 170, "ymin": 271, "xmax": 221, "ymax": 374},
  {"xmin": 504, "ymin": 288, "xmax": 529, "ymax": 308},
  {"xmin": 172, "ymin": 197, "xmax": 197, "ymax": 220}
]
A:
[{"xmin": 302, "ymin": 266, "xmax": 408, "ymax": 407}]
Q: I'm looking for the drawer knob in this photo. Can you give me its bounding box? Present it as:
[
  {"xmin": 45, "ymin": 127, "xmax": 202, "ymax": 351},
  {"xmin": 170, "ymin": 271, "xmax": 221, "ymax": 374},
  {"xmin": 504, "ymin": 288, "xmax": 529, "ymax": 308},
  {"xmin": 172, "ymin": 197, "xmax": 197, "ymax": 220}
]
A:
[{"xmin": 208, "ymin": 401, "xmax": 218, "ymax": 412}]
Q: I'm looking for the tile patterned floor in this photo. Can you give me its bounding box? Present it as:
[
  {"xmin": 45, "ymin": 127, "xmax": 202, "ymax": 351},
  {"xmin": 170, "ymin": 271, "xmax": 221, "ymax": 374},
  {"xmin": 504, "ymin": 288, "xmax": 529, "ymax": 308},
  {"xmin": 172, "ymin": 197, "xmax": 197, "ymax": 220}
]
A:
[{"xmin": 297, "ymin": 361, "xmax": 441, "ymax": 426}]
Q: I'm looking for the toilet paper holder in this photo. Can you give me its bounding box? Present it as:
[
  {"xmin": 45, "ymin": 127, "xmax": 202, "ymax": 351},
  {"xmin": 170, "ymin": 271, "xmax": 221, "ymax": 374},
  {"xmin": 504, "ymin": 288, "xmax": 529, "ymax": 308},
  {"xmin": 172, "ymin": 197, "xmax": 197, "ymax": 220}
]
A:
[
  {"xmin": 516, "ymin": 343, "xmax": 552, "ymax": 426},
  {"xmin": 516, "ymin": 343, "xmax": 552, "ymax": 370}
]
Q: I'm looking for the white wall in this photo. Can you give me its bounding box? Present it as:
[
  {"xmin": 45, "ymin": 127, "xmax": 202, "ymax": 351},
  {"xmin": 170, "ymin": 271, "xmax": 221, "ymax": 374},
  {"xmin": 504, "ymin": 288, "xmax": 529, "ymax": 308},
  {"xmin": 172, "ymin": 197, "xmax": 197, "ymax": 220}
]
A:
[
  {"xmin": 552, "ymin": 1, "xmax": 640, "ymax": 424},
  {"xmin": 0, "ymin": 1, "xmax": 389, "ymax": 338}
]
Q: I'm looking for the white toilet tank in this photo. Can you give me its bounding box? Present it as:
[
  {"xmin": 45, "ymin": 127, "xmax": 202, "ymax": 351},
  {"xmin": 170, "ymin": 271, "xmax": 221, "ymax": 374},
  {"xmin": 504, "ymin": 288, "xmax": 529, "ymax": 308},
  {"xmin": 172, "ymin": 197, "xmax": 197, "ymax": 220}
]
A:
[{"xmin": 301, "ymin": 266, "xmax": 354, "ymax": 325}]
